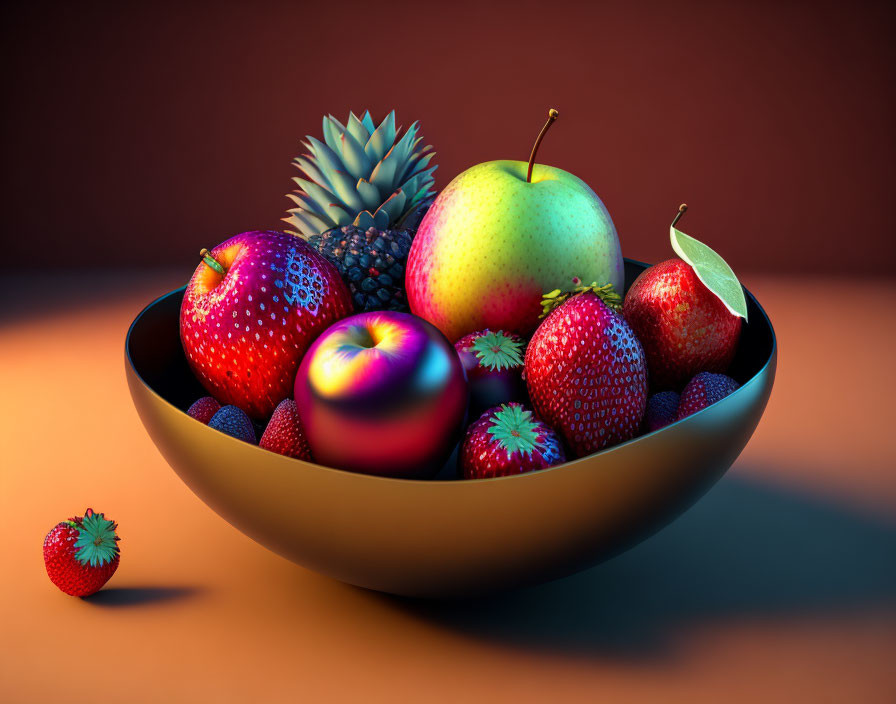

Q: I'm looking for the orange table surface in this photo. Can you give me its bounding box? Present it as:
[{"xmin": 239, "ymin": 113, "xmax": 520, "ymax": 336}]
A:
[{"xmin": 1, "ymin": 272, "xmax": 894, "ymax": 703}]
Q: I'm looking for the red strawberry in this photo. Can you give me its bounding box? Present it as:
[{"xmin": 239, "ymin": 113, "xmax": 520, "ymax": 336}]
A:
[
  {"xmin": 677, "ymin": 372, "xmax": 739, "ymax": 419},
  {"xmin": 460, "ymin": 402, "xmax": 566, "ymax": 479},
  {"xmin": 526, "ymin": 288, "xmax": 648, "ymax": 457},
  {"xmin": 208, "ymin": 405, "xmax": 256, "ymax": 443},
  {"xmin": 43, "ymin": 508, "xmax": 120, "ymax": 597},
  {"xmin": 180, "ymin": 231, "xmax": 352, "ymax": 419},
  {"xmin": 645, "ymin": 391, "xmax": 680, "ymax": 431},
  {"xmin": 260, "ymin": 399, "xmax": 311, "ymax": 460},
  {"xmin": 623, "ymin": 259, "xmax": 741, "ymax": 390},
  {"xmin": 187, "ymin": 396, "xmax": 220, "ymax": 424},
  {"xmin": 454, "ymin": 329, "xmax": 526, "ymax": 415}
]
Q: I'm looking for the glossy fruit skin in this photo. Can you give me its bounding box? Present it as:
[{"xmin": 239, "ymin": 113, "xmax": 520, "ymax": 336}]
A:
[
  {"xmin": 455, "ymin": 329, "xmax": 526, "ymax": 416},
  {"xmin": 208, "ymin": 405, "xmax": 256, "ymax": 444},
  {"xmin": 645, "ymin": 391, "xmax": 680, "ymax": 432},
  {"xmin": 295, "ymin": 311, "xmax": 468, "ymax": 478},
  {"xmin": 187, "ymin": 396, "xmax": 220, "ymax": 424},
  {"xmin": 460, "ymin": 403, "xmax": 566, "ymax": 479},
  {"xmin": 406, "ymin": 160, "xmax": 623, "ymax": 342},
  {"xmin": 43, "ymin": 512, "xmax": 119, "ymax": 597},
  {"xmin": 623, "ymin": 259, "xmax": 741, "ymax": 391},
  {"xmin": 526, "ymin": 292, "xmax": 648, "ymax": 457},
  {"xmin": 180, "ymin": 231, "xmax": 352, "ymax": 419},
  {"xmin": 677, "ymin": 372, "xmax": 740, "ymax": 419},
  {"xmin": 260, "ymin": 399, "xmax": 311, "ymax": 460}
]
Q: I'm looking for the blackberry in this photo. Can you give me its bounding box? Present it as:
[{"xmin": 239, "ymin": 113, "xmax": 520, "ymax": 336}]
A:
[{"xmin": 307, "ymin": 226, "xmax": 414, "ymax": 312}]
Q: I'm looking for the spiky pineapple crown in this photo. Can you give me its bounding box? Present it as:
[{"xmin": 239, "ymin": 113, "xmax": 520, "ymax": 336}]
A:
[
  {"xmin": 67, "ymin": 508, "xmax": 120, "ymax": 567},
  {"xmin": 471, "ymin": 331, "xmax": 524, "ymax": 371},
  {"xmin": 285, "ymin": 110, "xmax": 436, "ymax": 239}
]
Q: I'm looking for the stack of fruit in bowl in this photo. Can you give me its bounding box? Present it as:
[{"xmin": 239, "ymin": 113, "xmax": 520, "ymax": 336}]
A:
[{"xmin": 178, "ymin": 108, "xmax": 749, "ymax": 480}]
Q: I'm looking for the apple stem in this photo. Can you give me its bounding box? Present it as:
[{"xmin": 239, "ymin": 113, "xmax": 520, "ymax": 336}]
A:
[
  {"xmin": 526, "ymin": 108, "xmax": 559, "ymax": 183},
  {"xmin": 671, "ymin": 203, "xmax": 688, "ymax": 229},
  {"xmin": 199, "ymin": 248, "xmax": 226, "ymax": 275}
]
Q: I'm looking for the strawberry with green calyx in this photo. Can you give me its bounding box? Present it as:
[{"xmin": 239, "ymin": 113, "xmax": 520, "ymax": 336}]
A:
[
  {"xmin": 43, "ymin": 508, "xmax": 120, "ymax": 597},
  {"xmin": 455, "ymin": 329, "xmax": 526, "ymax": 415},
  {"xmin": 460, "ymin": 402, "xmax": 566, "ymax": 479},
  {"xmin": 526, "ymin": 284, "xmax": 648, "ymax": 458},
  {"xmin": 623, "ymin": 204, "xmax": 745, "ymax": 391}
]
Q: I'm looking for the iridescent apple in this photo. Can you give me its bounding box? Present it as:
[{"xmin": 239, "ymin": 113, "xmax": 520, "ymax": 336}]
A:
[
  {"xmin": 406, "ymin": 109, "xmax": 623, "ymax": 341},
  {"xmin": 294, "ymin": 311, "xmax": 468, "ymax": 478},
  {"xmin": 180, "ymin": 231, "xmax": 352, "ymax": 419}
]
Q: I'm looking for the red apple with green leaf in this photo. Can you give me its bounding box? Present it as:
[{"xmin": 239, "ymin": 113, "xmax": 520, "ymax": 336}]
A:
[
  {"xmin": 623, "ymin": 205, "xmax": 747, "ymax": 391},
  {"xmin": 180, "ymin": 230, "xmax": 352, "ymax": 419}
]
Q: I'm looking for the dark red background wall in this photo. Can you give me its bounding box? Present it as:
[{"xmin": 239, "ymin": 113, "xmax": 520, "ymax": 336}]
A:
[{"xmin": 3, "ymin": 1, "xmax": 894, "ymax": 275}]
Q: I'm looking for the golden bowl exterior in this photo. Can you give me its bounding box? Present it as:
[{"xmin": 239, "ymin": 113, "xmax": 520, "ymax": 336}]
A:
[{"xmin": 125, "ymin": 260, "xmax": 776, "ymax": 598}]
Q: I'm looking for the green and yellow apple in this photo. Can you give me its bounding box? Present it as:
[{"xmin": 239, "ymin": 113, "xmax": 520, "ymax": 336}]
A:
[{"xmin": 406, "ymin": 112, "xmax": 623, "ymax": 341}]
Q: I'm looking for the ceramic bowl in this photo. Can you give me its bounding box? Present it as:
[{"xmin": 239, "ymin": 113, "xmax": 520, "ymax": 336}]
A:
[{"xmin": 125, "ymin": 260, "xmax": 776, "ymax": 598}]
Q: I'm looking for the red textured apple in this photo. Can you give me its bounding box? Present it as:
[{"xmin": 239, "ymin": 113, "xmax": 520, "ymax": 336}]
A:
[
  {"xmin": 180, "ymin": 230, "xmax": 352, "ymax": 419},
  {"xmin": 623, "ymin": 205, "xmax": 745, "ymax": 391},
  {"xmin": 624, "ymin": 259, "xmax": 741, "ymax": 390}
]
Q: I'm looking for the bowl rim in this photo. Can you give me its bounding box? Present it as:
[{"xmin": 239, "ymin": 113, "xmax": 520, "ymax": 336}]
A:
[{"xmin": 125, "ymin": 258, "xmax": 777, "ymax": 486}]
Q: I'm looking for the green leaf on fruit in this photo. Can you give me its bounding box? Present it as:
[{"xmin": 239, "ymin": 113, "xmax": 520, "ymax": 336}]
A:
[
  {"xmin": 489, "ymin": 404, "xmax": 540, "ymax": 457},
  {"xmin": 540, "ymin": 282, "xmax": 621, "ymax": 318},
  {"xmin": 471, "ymin": 331, "xmax": 523, "ymax": 371},
  {"xmin": 670, "ymin": 227, "xmax": 748, "ymax": 321}
]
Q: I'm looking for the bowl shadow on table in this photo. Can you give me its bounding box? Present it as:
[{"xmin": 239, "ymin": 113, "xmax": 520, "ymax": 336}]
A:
[
  {"xmin": 378, "ymin": 469, "xmax": 896, "ymax": 658},
  {"xmin": 83, "ymin": 585, "xmax": 203, "ymax": 607}
]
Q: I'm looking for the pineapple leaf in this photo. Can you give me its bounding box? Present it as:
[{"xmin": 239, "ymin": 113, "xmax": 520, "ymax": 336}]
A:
[
  {"xmin": 360, "ymin": 110, "xmax": 376, "ymax": 134},
  {"xmin": 369, "ymin": 147, "xmax": 400, "ymax": 197},
  {"xmin": 354, "ymin": 210, "xmax": 377, "ymax": 229},
  {"xmin": 356, "ymin": 178, "xmax": 382, "ymax": 211},
  {"xmin": 293, "ymin": 156, "xmax": 332, "ymax": 193},
  {"xmin": 366, "ymin": 111, "xmax": 396, "ymax": 162},
  {"xmin": 339, "ymin": 129, "xmax": 373, "ymax": 181},
  {"xmin": 322, "ymin": 115, "xmax": 344, "ymax": 153},
  {"xmin": 407, "ymin": 183, "xmax": 434, "ymax": 209},
  {"xmin": 286, "ymin": 209, "xmax": 333, "ymax": 239},
  {"xmin": 346, "ymin": 112, "xmax": 370, "ymax": 146},
  {"xmin": 375, "ymin": 189, "xmax": 407, "ymax": 223},
  {"xmin": 286, "ymin": 192, "xmax": 328, "ymax": 216},
  {"xmin": 373, "ymin": 209, "xmax": 391, "ymax": 229},
  {"xmin": 326, "ymin": 203, "xmax": 354, "ymax": 227},
  {"xmin": 390, "ymin": 122, "xmax": 419, "ymax": 170},
  {"xmin": 293, "ymin": 177, "xmax": 341, "ymax": 217},
  {"xmin": 306, "ymin": 137, "xmax": 365, "ymax": 212}
]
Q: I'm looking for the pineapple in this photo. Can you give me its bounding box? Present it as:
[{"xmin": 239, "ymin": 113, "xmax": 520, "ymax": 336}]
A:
[{"xmin": 284, "ymin": 110, "xmax": 437, "ymax": 312}]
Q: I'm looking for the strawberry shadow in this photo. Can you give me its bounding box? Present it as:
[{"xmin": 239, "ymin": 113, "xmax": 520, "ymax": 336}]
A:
[
  {"xmin": 380, "ymin": 470, "xmax": 896, "ymax": 658},
  {"xmin": 83, "ymin": 585, "xmax": 202, "ymax": 607}
]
